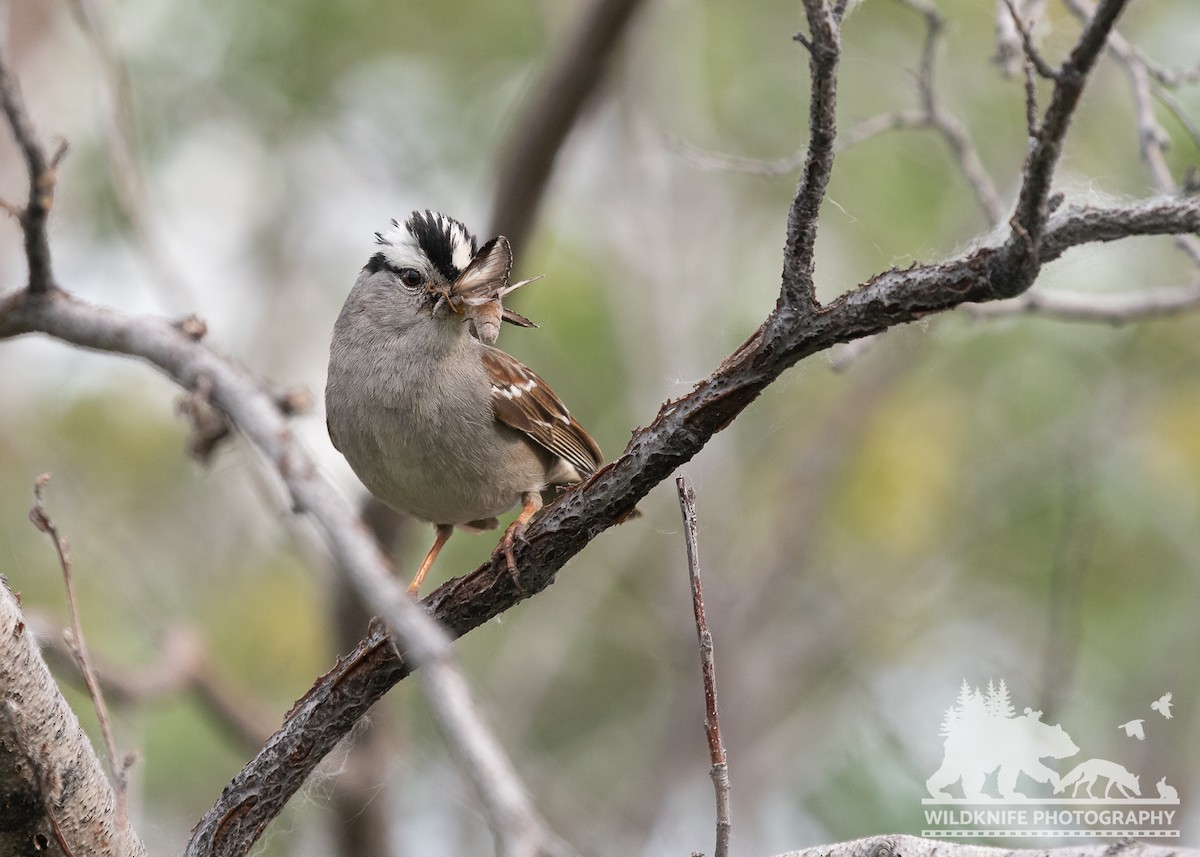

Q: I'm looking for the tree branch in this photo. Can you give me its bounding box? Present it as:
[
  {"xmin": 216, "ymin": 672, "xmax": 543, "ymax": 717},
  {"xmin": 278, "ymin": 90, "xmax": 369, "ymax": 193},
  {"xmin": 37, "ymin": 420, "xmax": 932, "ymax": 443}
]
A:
[
  {"xmin": 783, "ymin": 0, "xmax": 841, "ymax": 312},
  {"xmin": 0, "ymin": 53, "xmax": 62, "ymax": 295},
  {"xmin": 965, "ymin": 279, "xmax": 1200, "ymax": 324},
  {"xmin": 29, "ymin": 476, "xmax": 130, "ymax": 828},
  {"xmin": 1007, "ymin": 0, "xmax": 1129, "ymax": 260},
  {"xmin": 488, "ymin": 0, "xmax": 647, "ymax": 249},
  {"xmin": 676, "ymin": 477, "xmax": 731, "ymax": 857},
  {"xmin": 0, "ymin": 581, "xmax": 146, "ymax": 857}
]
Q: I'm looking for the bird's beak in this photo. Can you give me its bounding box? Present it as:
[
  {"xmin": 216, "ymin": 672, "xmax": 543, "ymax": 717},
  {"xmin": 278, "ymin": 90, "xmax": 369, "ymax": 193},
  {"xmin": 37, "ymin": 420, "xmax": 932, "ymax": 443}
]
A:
[{"xmin": 429, "ymin": 288, "xmax": 464, "ymax": 318}]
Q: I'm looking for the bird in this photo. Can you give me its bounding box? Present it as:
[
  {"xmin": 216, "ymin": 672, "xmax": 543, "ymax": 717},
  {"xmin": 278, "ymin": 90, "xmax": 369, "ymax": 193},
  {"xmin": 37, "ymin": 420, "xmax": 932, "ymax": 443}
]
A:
[
  {"xmin": 1118, "ymin": 719, "xmax": 1145, "ymax": 740},
  {"xmin": 326, "ymin": 210, "xmax": 605, "ymax": 595},
  {"xmin": 1151, "ymin": 692, "xmax": 1173, "ymax": 719}
]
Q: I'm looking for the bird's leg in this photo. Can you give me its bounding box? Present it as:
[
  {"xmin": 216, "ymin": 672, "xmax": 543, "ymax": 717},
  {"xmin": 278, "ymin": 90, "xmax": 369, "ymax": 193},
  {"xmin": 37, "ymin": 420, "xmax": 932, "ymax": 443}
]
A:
[
  {"xmin": 408, "ymin": 523, "xmax": 454, "ymax": 595},
  {"xmin": 497, "ymin": 492, "xmax": 542, "ymax": 588}
]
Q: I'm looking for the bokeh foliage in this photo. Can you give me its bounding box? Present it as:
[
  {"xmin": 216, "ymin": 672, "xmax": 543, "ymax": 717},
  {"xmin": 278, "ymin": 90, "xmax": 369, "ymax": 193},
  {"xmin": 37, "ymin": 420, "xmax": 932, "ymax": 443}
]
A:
[{"xmin": 1, "ymin": 0, "xmax": 1198, "ymax": 854}]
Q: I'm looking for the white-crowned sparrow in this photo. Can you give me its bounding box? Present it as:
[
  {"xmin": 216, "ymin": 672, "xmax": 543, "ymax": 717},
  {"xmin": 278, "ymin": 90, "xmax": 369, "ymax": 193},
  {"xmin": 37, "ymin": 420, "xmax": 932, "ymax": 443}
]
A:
[{"xmin": 326, "ymin": 210, "xmax": 604, "ymax": 594}]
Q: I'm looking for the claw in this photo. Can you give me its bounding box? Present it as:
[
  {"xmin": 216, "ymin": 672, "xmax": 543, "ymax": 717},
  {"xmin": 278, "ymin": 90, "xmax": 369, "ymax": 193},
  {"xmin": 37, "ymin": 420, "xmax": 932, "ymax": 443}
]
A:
[{"xmin": 495, "ymin": 492, "xmax": 541, "ymax": 591}]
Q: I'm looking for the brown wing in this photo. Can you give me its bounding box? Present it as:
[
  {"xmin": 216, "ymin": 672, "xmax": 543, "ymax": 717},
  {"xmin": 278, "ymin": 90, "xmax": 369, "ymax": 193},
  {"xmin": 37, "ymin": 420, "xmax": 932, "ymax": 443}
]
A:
[{"xmin": 480, "ymin": 346, "xmax": 603, "ymax": 477}]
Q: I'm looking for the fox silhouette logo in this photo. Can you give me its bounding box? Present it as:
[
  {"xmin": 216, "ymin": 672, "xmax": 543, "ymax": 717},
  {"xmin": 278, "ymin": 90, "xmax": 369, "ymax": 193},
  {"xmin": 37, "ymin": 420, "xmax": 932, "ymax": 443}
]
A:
[{"xmin": 1055, "ymin": 758, "xmax": 1140, "ymax": 799}]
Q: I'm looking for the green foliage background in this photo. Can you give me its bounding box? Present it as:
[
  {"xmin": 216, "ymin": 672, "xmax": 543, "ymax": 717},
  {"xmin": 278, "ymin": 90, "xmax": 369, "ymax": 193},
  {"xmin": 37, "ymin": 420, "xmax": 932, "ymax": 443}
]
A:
[{"xmin": 1, "ymin": 0, "xmax": 1198, "ymax": 853}]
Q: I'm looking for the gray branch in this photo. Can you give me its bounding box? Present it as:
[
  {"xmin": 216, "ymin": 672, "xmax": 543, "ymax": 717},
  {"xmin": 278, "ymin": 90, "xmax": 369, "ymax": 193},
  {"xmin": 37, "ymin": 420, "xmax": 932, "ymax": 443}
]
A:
[{"xmin": 0, "ymin": 581, "xmax": 146, "ymax": 857}]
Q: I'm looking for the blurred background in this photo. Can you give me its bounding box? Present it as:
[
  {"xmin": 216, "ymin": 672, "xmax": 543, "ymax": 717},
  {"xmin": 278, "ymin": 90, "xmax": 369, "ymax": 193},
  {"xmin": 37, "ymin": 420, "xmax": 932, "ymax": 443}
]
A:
[{"xmin": 1, "ymin": 0, "xmax": 1198, "ymax": 854}]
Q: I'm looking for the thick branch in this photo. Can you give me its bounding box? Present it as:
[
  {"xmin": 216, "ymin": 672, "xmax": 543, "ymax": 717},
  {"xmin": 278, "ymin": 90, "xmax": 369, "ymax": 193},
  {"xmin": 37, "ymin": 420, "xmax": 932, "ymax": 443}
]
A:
[{"xmin": 0, "ymin": 581, "xmax": 146, "ymax": 857}]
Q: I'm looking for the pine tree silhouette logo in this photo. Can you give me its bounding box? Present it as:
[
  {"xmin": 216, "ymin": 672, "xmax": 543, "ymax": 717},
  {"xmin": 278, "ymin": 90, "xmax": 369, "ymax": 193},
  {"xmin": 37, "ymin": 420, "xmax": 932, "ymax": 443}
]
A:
[
  {"xmin": 921, "ymin": 679, "xmax": 1181, "ymax": 840},
  {"xmin": 926, "ymin": 680, "xmax": 1077, "ymax": 801}
]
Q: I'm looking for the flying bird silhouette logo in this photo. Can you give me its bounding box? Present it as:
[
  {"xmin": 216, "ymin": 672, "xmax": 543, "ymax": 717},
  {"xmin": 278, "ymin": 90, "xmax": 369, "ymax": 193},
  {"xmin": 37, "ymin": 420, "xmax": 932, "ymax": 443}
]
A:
[
  {"xmin": 1119, "ymin": 719, "xmax": 1145, "ymax": 740},
  {"xmin": 1151, "ymin": 692, "xmax": 1173, "ymax": 719}
]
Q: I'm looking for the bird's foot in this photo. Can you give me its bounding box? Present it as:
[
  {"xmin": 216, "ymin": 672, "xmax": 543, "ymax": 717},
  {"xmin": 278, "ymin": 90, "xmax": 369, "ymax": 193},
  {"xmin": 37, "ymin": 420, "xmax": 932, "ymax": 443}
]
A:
[{"xmin": 495, "ymin": 520, "xmax": 528, "ymax": 591}]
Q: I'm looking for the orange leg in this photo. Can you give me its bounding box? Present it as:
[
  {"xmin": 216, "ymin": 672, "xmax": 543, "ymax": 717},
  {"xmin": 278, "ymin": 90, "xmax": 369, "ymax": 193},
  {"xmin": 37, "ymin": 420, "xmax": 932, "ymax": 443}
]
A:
[
  {"xmin": 498, "ymin": 492, "xmax": 542, "ymax": 586},
  {"xmin": 408, "ymin": 523, "xmax": 454, "ymax": 595}
]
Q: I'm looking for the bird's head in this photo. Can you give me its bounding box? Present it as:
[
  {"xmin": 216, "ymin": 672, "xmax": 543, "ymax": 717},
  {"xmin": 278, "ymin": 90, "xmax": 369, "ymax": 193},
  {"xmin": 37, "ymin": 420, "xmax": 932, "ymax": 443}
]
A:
[
  {"xmin": 351, "ymin": 211, "xmax": 540, "ymax": 341},
  {"xmin": 357, "ymin": 210, "xmax": 478, "ymax": 329}
]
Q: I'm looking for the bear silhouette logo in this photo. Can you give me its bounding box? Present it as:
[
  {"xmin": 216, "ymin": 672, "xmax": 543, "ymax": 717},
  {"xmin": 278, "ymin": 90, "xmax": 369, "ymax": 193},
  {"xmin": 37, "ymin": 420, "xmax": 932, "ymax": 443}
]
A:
[{"xmin": 926, "ymin": 680, "xmax": 1078, "ymax": 800}]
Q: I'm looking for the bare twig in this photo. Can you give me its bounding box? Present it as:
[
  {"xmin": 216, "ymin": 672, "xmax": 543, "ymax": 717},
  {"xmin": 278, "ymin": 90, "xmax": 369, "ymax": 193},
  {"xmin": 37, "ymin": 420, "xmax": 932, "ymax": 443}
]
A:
[
  {"xmin": 1062, "ymin": 0, "xmax": 1200, "ymax": 267},
  {"xmin": 28, "ymin": 475, "xmax": 129, "ymax": 826},
  {"xmin": 996, "ymin": 0, "xmax": 1043, "ymax": 78},
  {"xmin": 1002, "ymin": 0, "xmax": 1059, "ymax": 80},
  {"xmin": 678, "ymin": 0, "xmax": 1006, "ymax": 226},
  {"xmin": 964, "ymin": 279, "xmax": 1200, "ymax": 323},
  {"xmin": 1000, "ymin": 0, "xmax": 1131, "ymax": 298},
  {"xmin": 32, "ymin": 619, "xmax": 276, "ymax": 752},
  {"xmin": 0, "ymin": 54, "xmax": 60, "ymax": 294},
  {"xmin": 64, "ymin": 0, "xmax": 201, "ymax": 306},
  {"xmin": 901, "ymin": 0, "xmax": 1005, "ymax": 223},
  {"xmin": 676, "ymin": 476, "xmax": 731, "ymax": 857},
  {"xmin": 782, "ymin": 0, "xmax": 841, "ymax": 312},
  {"xmin": 488, "ymin": 0, "xmax": 647, "ymax": 249}
]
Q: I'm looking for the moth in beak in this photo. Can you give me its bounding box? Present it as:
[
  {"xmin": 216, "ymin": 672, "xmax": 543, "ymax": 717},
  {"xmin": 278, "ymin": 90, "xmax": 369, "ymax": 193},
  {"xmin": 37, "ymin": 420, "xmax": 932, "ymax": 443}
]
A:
[{"xmin": 438, "ymin": 236, "xmax": 542, "ymax": 344}]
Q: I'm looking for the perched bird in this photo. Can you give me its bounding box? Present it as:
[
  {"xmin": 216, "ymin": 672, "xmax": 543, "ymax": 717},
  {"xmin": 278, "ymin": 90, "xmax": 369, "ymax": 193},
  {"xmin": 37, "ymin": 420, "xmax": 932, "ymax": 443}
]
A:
[
  {"xmin": 1151, "ymin": 692, "xmax": 1173, "ymax": 719},
  {"xmin": 326, "ymin": 211, "xmax": 604, "ymax": 594},
  {"xmin": 1118, "ymin": 719, "xmax": 1145, "ymax": 740}
]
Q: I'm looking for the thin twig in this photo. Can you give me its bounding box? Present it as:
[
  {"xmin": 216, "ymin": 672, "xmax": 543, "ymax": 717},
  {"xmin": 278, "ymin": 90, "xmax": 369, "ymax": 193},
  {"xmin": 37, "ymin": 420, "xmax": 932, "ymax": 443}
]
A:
[
  {"xmin": 1062, "ymin": 0, "xmax": 1200, "ymax": 267},
  {"xmin": 964, "ymin": 279, "xmax": 1200, "ymax": 323},
  {"xmin": 779, "ymin": 0, "xmax": 842, "ymax": 313},
  {"xmin": 29, "ymin": 475, "xmax": 130, "ymax": 828},
  {"xmin": 32, "ymin": 618, "xmax": 275, "ymax": 753},
  {"xmin": 0, "ymin": 53, "xmax": 59, "ymax": 294},
  {"xmin": 64, "ymin": 0, "xmax": 201, "ymax": 306},
  {"xmin": 900, "ymin": 0, "xmax": 1006, "ymax": 223},
  {"xmin": 1002, "ymin": 0, "xmax": 1059, "ymax": 80},
  {"xmin": 678, "ymin": 0, "xmax": 1006, "ymax": 226},
  {"xmin": 676, "ymin": 476, "xmax": 731, "ymax": 857},
  {"xmin": 999, "ymin": 0, "xmax": 1131, "ymax": 299}
]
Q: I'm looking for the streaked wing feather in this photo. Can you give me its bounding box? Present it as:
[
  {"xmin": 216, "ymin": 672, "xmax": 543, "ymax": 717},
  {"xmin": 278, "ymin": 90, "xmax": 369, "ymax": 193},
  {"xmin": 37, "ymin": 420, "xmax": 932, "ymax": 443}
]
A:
[{"xmin": 481, "ymin": 347, "xmax": 603, "ymax": 477}]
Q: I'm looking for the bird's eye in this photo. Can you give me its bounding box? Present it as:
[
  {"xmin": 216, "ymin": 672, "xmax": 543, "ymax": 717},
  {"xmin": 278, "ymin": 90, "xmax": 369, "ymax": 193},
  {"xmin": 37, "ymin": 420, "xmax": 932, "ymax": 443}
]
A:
[{"xmin": 397, "ymin": 268, "xmax": 423, "ymax": 288}]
